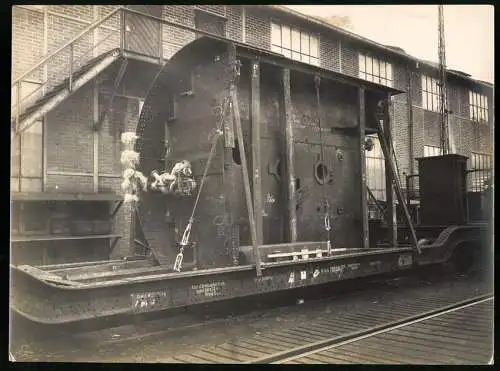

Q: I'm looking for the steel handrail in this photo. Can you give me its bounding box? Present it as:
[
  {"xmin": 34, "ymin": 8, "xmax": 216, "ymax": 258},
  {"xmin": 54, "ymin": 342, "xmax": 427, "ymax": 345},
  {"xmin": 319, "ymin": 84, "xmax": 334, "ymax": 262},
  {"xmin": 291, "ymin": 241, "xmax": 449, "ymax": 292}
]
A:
[{"xmin": 11, "ymin": 6, "xmax": 123, "ymax": 88}]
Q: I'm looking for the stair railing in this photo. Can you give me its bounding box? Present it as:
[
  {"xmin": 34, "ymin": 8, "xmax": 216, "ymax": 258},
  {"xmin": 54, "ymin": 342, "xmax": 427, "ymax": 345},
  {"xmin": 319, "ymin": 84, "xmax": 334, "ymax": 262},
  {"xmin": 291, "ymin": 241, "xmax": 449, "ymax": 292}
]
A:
[{"xmin": 11, "ymin": 6, "xmax": 124, "ymax": 130}]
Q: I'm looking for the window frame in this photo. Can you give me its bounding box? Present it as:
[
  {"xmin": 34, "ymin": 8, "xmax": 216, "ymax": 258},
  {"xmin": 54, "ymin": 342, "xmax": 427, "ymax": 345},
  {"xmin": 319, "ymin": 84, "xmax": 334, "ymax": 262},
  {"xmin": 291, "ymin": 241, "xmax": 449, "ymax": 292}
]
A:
[
  {"xmin": 468, "ymin": 152, "xmax": 492, "ymax": 192},
  {"xmin": 423, "ymin": 145, "xmax": 443, "ymax": 157},
  {"xmin": 469, "ymin": 152, "xmax": 492, "ymax": 171},
  {"xmin": 468, "ymin": 90, "xmax": 489, "ymax": 124},
  {"xmin": 358, "ymin": 53, "xmax": 393, "ymax": 87},
  {"xmin": 270, "ymin": 21, "xmax": 320, "ymax": 67},
  {"xmin": 421, "ymin": 75, "xmax": 443, "ymax": 113}
]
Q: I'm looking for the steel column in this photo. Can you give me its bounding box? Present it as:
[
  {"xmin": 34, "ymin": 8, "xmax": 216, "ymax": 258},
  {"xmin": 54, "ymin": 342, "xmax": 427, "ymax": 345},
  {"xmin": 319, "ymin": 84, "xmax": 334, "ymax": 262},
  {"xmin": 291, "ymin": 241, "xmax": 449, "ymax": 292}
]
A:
[
  {"xmin": 93, "ymin": 81, "xmax": 99, "ymax": 192},
  {"xmin": 407, "ymin": 69, "xmax": 414, "ymax": 176},
  {"xmin": 282, "ymin": 68, "xmax": 297, "ymax": 243},
  {"xmin": 383, "ymin": 95, "xmax": 397, "ymax": 247},
  {"xmin": 224, "ymin": 43, "xmax": 239, "ymax": 267},
  {"xmin": 358, "ymin": 88, "xmax": 369, "ymax": 249},
  {"xmin": 251, "ymin": 60, "xmax": 263, "ymax": 273}
]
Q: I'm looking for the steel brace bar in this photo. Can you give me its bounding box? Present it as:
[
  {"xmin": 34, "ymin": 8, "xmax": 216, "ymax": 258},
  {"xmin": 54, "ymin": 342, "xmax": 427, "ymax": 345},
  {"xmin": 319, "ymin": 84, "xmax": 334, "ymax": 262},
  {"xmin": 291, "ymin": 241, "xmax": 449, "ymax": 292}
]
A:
[{"xmin": 375, "ymin": 110, "xmax": 421, "ymax": 254}]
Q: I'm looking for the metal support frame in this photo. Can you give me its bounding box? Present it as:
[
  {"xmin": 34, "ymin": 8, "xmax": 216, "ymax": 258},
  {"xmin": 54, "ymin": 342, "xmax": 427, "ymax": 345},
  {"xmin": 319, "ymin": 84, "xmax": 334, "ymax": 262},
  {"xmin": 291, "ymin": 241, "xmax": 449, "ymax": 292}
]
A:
[
  {"xmin": 224, "ymin": 43, "xmax": 239, "ymax": 267},
  {"xmin": 68, "ymin": 44, "xmax": 74, "ymax": 92},
  {"xmin": 282, "ymin": 68, "xmax": 298, "ymax": 243},
  {"xmin": 109, "ymin": 236, "xmax": 121, "ymax": 255},
  {"xmin": 407, "ymin": 69, "xmax": 414, "ymax": 176},
  {"xmin": 94, "ymin": 58, "xmax": 128, "ymax": 131},
  {"xmin": 120, "ymin": 9, "xmax": 126, "ymax": 50},
  {"xmin": 111, "ymin": 200, "xmax": 124, "ymax": 219},
  {"xmin": 93, "ymin": 80, "xmax": 99, "ymax": 192},
  {"xmin": 376, "ymin": 97, "xmax": 420, "ymax": 254},
  {"xmin": 229, "ymin": 44, "xmax": 260, "ymax": 276},
  {"xmin": 382, "ymin": 95, "xmax": 397, "ymax": 247},
  {"xmin": 251, "ymin": 60, "xmax": 263, "ymax": 275},
  {"xmin": 358, "ymin": 88, "xmax": 369, "ymax": 249},
  {"xmin": 367, "ymin": 185, "xmax": 387, "ymax": 219}
]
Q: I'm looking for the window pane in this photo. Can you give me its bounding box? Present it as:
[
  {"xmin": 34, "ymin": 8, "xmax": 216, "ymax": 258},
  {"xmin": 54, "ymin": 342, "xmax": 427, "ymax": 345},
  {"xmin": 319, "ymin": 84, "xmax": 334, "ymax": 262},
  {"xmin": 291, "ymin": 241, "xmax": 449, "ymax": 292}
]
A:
[
  {"xmin": 271, "ymin": 23, "xmax": 281, "ymax": 46},
  {"xmin": 282, "ymin": 49, "xmax": 291, "ymax": 58},
  {"xmin": 310, "ymin": 57, "xmax": 319, "ymax": 66},
  {"xmin": 291, "ymin": 29, "xmax": 301, "ymax": 52},
  {"xmin": 359, "ymin": 54, "xmax": 366, "ymax": 73},
  {"xmin": 366, "ymin": 56, "xmax": 373, "ymax": 75},
  {"xmin": 433, "ymin": 94, "xmax": 439, "ymax": 112},
  {"xmin": 300, "ymin": 32, "xmax": 310, "ymax": 55},
  {"xmin": 281, "ymin": 25, "xmax": 291, "ymax": 48},
  {"xmin": 386, "ymin": 78, "xmax": 393, "ymax": 88},
  {"xmin": 291, "ymin": 51, "xmax": 301, "ymax": 61},
  {"xmin": 373, "ymin": 58, "xmax": 380, "ymax": 77},
  {"xmin": 386, "ymin": 63, "xmax": 392, "ymax": 81},
  {"xmin": 301, "ymin": 54, "xmax": 310, "ymax": 64},
  {"xmin": 469, "ymin": 102, "xmax": 474, "ymax": 119},
  {"xmin": 380, "ymin": 62, "xmax": 386, "ymax": 80},
  {"xmin": 422, "ymin": 76, "xmax": 427, "ymax": 91},
  {"xmin": 484, "ymin": 96, "xmax": 488, "ymax": 110},
  {"xmin": 310, "ymin": 36, "xmax": 319, "ymax": 58}
]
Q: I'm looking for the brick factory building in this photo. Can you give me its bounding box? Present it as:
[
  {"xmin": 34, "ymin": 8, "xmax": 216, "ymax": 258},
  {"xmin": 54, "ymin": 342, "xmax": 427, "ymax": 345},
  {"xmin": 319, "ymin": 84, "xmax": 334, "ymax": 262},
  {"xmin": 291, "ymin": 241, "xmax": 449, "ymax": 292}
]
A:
[{"xmin": 11, "ymin": 5, "xmax": 493, "ymax": 265}]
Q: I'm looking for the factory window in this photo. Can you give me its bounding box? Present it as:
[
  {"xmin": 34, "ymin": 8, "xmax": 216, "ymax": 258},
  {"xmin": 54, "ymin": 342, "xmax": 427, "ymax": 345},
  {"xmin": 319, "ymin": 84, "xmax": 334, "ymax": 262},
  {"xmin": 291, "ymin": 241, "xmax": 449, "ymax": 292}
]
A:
[
  {"xmin": 469, "ymin": 152, "xmax": 492, "ymax": 192},
  {"xmin": 421, "ymin": 75, "xmax": 442, "ymax": 112},
  {"xmin": 270, "ymin": 22, "xmax": 319, "ymax": 66},
  {"xmin": 468, "ymin": 91, "xmax": 488, "ymax": 124},
  {"xmin": 423, "ymin": 145, "xmax": 443, "ymax": 157},
  {"xmin": 358, "ymin": 54, "xmax": 393, "ymax": 87},
  {"xmin": 195, "ymin": 9, "xmax": 226, "ymax": 37},
  {"xmin": 365, "ymin": 135, "xmax": 386, "ymax": 201}
]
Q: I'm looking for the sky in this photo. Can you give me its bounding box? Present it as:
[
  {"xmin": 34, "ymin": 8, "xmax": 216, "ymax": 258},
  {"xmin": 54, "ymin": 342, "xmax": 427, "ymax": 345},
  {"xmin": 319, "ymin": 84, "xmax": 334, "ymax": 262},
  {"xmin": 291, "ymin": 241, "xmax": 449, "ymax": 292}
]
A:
[{"xmin": 285, "ymin": 5, "xmax": 494, "ymax": 84}]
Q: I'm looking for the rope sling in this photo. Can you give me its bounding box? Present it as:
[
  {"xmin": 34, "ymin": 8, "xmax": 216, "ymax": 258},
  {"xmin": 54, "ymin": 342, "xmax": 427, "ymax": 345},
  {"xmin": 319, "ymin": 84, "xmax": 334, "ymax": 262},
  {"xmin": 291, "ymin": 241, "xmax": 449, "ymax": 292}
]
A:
[{"xmin": 173, "ymin": 62, "xmax": 239, "ymax": 272}]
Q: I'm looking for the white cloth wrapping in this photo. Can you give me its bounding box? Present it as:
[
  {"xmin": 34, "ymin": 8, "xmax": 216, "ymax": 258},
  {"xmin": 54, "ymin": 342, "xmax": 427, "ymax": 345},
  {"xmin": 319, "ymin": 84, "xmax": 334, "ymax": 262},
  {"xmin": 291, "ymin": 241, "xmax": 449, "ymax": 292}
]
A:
[
  {"xmin": 121, "ymin": 132, "xmax": 138, "ymax": 150},
  {"xmin": 121, "ymin": 150, "xmax": 140, "ymax": 169}
]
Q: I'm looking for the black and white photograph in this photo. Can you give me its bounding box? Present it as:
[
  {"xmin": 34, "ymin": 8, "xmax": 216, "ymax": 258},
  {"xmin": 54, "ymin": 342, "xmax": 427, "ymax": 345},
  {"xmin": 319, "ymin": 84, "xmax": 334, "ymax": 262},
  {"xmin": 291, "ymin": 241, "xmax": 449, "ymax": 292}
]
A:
[{"xmin": 10, "ymin": 4, "xmax": 493, "ymax": 364}]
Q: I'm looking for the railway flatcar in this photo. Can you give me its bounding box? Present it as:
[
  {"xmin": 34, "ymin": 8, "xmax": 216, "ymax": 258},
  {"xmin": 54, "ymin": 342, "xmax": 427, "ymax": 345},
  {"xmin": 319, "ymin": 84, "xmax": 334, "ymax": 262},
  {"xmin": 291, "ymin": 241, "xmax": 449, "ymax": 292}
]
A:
[{"xmin": 10, "ymin": 36, "xmax": 490, "ymax": 325}]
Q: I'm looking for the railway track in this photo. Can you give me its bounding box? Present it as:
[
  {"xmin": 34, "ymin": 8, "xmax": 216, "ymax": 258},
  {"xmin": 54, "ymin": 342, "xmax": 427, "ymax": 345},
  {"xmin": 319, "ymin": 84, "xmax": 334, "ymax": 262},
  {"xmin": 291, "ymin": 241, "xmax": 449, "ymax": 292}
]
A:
[
  {"xmin": 155, "ymin": 280, "xmax": 492, "ymax": 364},
  {"xmin": 262, "ymin": 294, "xmax": 494, "ymax": 364}
]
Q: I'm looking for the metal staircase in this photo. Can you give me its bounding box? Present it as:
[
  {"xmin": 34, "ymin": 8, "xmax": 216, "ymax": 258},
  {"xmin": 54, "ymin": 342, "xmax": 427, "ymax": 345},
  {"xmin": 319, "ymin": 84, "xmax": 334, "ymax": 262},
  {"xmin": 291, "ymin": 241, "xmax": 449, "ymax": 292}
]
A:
[{"xmin": 11, "ymin": 7, "xmax": 124, "ymax": 136}]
